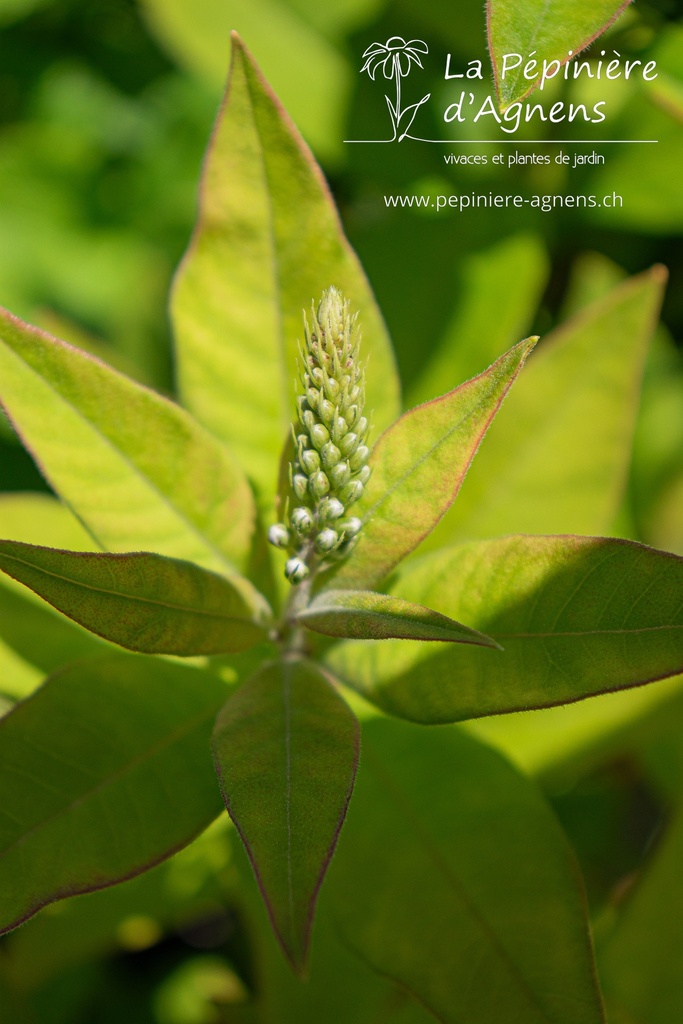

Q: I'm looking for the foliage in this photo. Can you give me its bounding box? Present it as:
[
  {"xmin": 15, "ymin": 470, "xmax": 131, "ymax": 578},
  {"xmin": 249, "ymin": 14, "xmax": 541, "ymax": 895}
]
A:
[{"xmin": 0, "ymin": 2, "xmax": 682, "ymax": 1023}]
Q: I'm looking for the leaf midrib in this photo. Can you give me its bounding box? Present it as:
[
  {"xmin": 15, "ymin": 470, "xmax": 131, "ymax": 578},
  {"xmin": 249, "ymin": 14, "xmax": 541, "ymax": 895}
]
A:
[{"xmin": 0, "ymin": 550, "xmax": 252, "ymax": 624}]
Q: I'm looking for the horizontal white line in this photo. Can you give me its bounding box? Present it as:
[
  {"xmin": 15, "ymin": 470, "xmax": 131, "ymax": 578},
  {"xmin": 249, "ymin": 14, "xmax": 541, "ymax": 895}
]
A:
[{"xmin": 344, "ymin": 139, "xmax": 658, "ymax": 144}]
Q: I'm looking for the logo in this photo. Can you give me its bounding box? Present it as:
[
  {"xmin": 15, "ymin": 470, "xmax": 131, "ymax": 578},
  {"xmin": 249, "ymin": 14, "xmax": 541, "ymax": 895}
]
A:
[{"xmin": 359, "ymin": 36, "xmax": 430, "ymax": 142}]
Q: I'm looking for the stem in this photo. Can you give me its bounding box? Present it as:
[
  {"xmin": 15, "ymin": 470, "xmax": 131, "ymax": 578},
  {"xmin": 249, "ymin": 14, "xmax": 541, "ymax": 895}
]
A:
[{"xmin": 394, "ymin": 55, "xmax": 402, "ymax": 123}]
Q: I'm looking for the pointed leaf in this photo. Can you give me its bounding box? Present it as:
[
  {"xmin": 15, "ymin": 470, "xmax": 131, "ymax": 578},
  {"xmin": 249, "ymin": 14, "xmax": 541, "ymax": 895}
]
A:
[
  {"xmin": 329, "ymin": 337, "xmax": 537, "ymax": 591},
  {"xmin": 298, "ymin": 590, "xmax": 500, "ymax": 647},
  {"xmin": 0, "ymin": 540, "xmax": 271, "ymax": 656},
  {"xmin": 0, "ymin": 654, "xmax": 228, "ymax": 935},
  {"xmin": 0, "ymin": 307, "xmax": 255, "ymax": 573},
  {"xmin": 327, "ymin": 535, "xmax": 683, "ymax": 724},
  {"xmin": 488, "ymin": 0, "xmax": 633, "ymax": 109},
  {"xmin": 329, "ymin": 718, "xmax": 605, "ymax": 1024},
  {"xmin": 423, "ymin": 268, "xmax": 666, "ymax": 551},
  {"xmin": 172, "ymin": 34, "xmax": 400, "ymax": 501},
  {"xmin": 211, "ymin": 657, "xmax": 359, "ymax": 972}
]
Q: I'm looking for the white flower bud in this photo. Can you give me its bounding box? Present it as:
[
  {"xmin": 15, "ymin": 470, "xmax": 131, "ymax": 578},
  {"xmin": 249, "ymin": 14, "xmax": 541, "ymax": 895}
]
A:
[
  {"xmin": 357, "ymin": 465, "xmax": 371, "ymax": 485},
  {"xmin": 309, "ymin": 471, "xmax": 330, "ymax": 498},
  {"xmin": 340, "ymin": 480, "xmax": 364, "ymax": 507},
  {"xmin": 330, "ymin": 461, "xmax": 351, "ymax": 490},
  {"xmin": 315, "ymin": 528, "xmax": 339, "ymax": 553},
  {"xmin": 349, "ymin": 445, "xmax": 369, "ymax": 471},
  {"xmin": 339, "ymin": 516, "xmax": 362, "ymax": 537},
  {"xmin": 318, "ymin": 496, "xmax": 345, "ymax": 521},
  {"xmin": 339, "ymin": 432, "xmax": 358, "ymax": 457},
  {"xmin": 285, "ymin": 557, "xmax": 309, "ymax": 584},
  {"xmin": 268, "ymin": 523, "xmax": 290, "ymax": 548},
  {"xmin": 321, "ymin": 442, "xmax": 341, "ymax": 469},
  {"xmin": 301, "ymin": 449, "xmax": 321, "ymax": 475},
  {"xmin": 293, "ymin": 474, "xmax": 309, "ymax": 500}
]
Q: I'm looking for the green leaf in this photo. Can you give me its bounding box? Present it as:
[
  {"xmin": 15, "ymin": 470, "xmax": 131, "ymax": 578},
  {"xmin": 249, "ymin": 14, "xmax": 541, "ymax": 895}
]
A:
[
  {"xmin": 408, "ymin": 234, "xmax": 548, "ymax": 407},
  {"xmin": 0, "ymin": 653, "xmax": 228, "ymax": 935},
  {"xmin": 298, "ymin": 590, "xmax": 500, "ymax": 647},
  {"xmin": 328, "ymin": 337, "xmax": 537, "ymax": 591},
  {"xmin": 326, "ymin": 535, "xmax": 683, "ymax": 724},
  {"xmin": 598, "ymin": 804, "xmax": 683, "ymax": 1024},
  {"xmin": 172, "ymin": 34, "xmax": 400, "ymax": 503},
  {"xmin": 0, "ymin": 540, "xmax": 271, "ymax": 656},
  {"xmin": 487, "ymin": 0, "xmax": 633, "ymax": 109},
  {"xmin": 211, "ymin": 657, "xmax": 359, "ymax": 973},
  {"xmin": 423, "ymin": 268, "xmax": 666, "ymax": 551},
  {"xmin": 329, "ymin": 718, "xmax": 605, "ymax": 1024},
  {"xmin": 0, "ymin": 307, "xmax": 255, "ymax": 574}
]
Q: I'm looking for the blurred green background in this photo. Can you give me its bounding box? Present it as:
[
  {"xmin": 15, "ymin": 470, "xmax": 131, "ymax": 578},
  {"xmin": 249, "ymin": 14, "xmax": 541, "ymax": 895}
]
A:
[{"xmin": 0, "ymin": 0, "xmax": 682, "ymax": 1021}]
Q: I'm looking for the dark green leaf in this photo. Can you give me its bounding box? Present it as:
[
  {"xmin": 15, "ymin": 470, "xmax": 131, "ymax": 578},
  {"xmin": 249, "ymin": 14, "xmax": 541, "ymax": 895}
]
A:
[
  {"xmin": 0, "ymin": 540, "xmax": 272, "ymax": 656},
  {"xmin": 298, "ymin": 589, "xmax": 500, "ymax": 647},
  {"xmin": 211, "ymin": 657, "xmax": 359, "ymax": 973},
  {"xmin": 329, "ymin": 718, "xmax": 605, "ymax": 1024},
  {"xmin": 172, "ymin": 35, "xmax": 400, "ymax": 503},
  {"xmin": 488, "ymin": 0, "xmax": 633, "ymax": 109},
  {"xmin": 0, "ymin": 306, "xmax": 255, "ymax": 573},
  {"xmin": 326, "ymin": 535, "xmax": 683, "ymax": 723},
  {"xmin": 328, "ymin": 337, "xmax": 536, "ymax": 591},
  {"xmin": 0, "ymin": 654, "xmax": 228, "ymax": 935}
]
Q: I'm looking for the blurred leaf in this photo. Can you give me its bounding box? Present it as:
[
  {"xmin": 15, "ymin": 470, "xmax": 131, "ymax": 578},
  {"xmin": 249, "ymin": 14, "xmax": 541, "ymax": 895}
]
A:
[
  {"xmin": 0, "ymin": 0, "xmax": 53, "ymax": 27},
  {"xmin": 0, "ymin": 653, "xmax": 227, "ymax": 936},
  {"xmin": 1, "ymin": 817, "xmax": 232, "ymax": 990},
  {"xmin": 299, "ymin": 589, "xmax": 499, "ymax": 646},
  {"xmin": 329, "ymin": 337, "xmax": 536, "ymax": 591},
  {"xmin": 487, "ymin": 0, "xmax": 633, "ymax": 108},
  {"xmin": 329, "ymin": 718, "xmax": 605, "ymax": 1024},
  {"xmin": 598, "ymin": 804, "xmax": 683, "ymax": 1024},
  {"xmin": 561, "ymin": 252, "xmax": 626, "ymax": 319},
  {"xmin": 172, "ymin": 35, "xmax": 400, "ymax": 505},
  {"xmin": 0, "ymin": 493, "xmax": 95, "ymax": 550},
  {"xmin": 0, "ymin": 541, "xmax": 271, "ymax": 656},
  {"xmin": 326, "ymin": 535, "xmax": 683, "ymax": 723},
  {"xmin": 212, "ymin": 657, "xmax": 359, "ymax": 972},
  {"xmin": 139, "ymin": 0, "xmax": 355, "ymax": 162},
  {"xmin": 0, "ymin": 306, "xmax": 255, "ymax": 573},
  {"xmin": 409, "ymin": 234, "xmax": 548, "ymax": 405},
  {"xmin": 424, "ymin": 268, "xmax": 665, "ymax": 549}
]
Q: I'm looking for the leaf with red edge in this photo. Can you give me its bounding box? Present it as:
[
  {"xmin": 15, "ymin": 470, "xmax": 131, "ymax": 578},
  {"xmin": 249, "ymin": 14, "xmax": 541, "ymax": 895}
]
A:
[
  {"xmin": 328, "ymin": 337, "xmax": 537, "ymax": 592},
  {"xmin": 212, "ymin": 657, "xmax": 359, "ymax": 974}
]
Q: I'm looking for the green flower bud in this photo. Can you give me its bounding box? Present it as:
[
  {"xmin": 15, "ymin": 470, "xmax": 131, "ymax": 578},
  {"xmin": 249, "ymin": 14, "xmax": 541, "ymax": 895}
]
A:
[
  {"xmin": 356, "ymin": 416, "xmax": 369, "ymax": 437},
  {"xmin": 349, "ymin": 445, "xmax": 369, "ymax": 471},
  {"xmin": 330, "ymin": 461, "xmax": 351, "ymax": 490},
  {"xmin": 357, "ymin": 465, "xmax": 371, "ymax": 485},
  {"xmin": 311, "ymin": 367, "xmax": 324, "ymax": 386},
  {"xmin": 285, "ymin": 557, "xmax": 309, "ymax": 584},
  {"xmin": 318, "ymin": 496, "xmax": 345, "ymax": 521},
  {"xmin": 301, "ymin": 449, "xmax": 321, "ymax": 475},
  {"xmin": 332, "ymin": 416, "xmax": 348, "ymax": 442},
  {"xmin": 321, "ymin": 441, "xmax": 341, "ymax": 469},
  {"xmin": 324, "ymin": 376, "xmax": 340, "ymax": 400},
  {"xmin": 339, "ymin": 432, "xmax": 358, "ymax": 457},
  {"xmin": 268, "ymin": 523, "xmax": 290, "ymax": 548},
  {"xmin": 291, "ymin": 507, "xmax": 313, "ymax": 536},
  {"xmin": 302, "ymin": 409, "xmax": 317, "ymax": 433},
  {"xmin": 306, "ymin": 387, "xmax": 319, "ymax": 408},
  {"xmin": 315, "ymin": 528, "xmax": 339, "ymax": 553},
  {"xmin": 319, "ymin": 398, "xmax": 335, "ymax": 425},
  {"xmin": 340, "ymin": 479, "xmax": 364, "ymax": 507},
  {"xmin": 310, "ymin": 423, "xmax": 330, "ymax": 450},
  {"xmin": 293, "ymin": 474, "xmax": 309, "ymax": 500},
  {"xmin": 309, "ymin": 471, "xmax": 330, "ymax": 498}
]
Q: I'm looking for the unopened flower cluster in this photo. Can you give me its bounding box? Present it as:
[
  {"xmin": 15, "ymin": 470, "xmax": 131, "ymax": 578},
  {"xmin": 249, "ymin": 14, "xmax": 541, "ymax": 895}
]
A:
[{"xmin": 268, "ymin": 287, "xmax": 370, "ymax": 584}]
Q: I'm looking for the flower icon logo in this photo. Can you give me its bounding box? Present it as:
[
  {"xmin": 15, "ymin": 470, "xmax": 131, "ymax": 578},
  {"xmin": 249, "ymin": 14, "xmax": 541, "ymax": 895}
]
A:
[{"xmin": 361, "ymin": 36, "xmax": 430, "ymax": 141}]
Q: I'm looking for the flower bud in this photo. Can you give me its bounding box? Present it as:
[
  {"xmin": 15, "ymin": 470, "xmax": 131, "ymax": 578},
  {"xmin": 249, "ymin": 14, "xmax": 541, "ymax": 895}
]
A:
[
  {"xmin": 321, "ymin": 442, "xmax": 341, "ymax": 469},
  {"xmin": 293, "ymin": 474, "xmax": 309, "ymax": 500},
  {"xmin": 332, "ymin": 415, "xmax": 348, "ymax": 440},
  {"xmin": 301, "ymin": 449, "xmax": 321, "ymax": 475},
  {"xmin": 330, "ymin": 461, "xmax": 351, "ymax": 490},
  {"xmin": 339, "ymin": 432, "xmax": 358, "ymax": 457},
  {"xmin": 356, "ymin": 416, "xmax": 369, "ymax": 437},
  {"xmin": 268, "ymin": 523, "xmax": 290, "ymax": 548},
  {"xmin": 349, "ymin": 445, "xmax": 369, "ymax": 471},
  {"xmin": 319, "ymin": 398, "xmax": 335, "ymax": 425},
  {"xmin": 285, "ymin": 557, "xmax": 309, "ymax": 584},
  {"xmin": 302, "ymin": 409, "xmax": 317, "ymax": 433},
  {"xmin": 315, "ymin": 528, "xmax": 339, "ymax": 553},
  {"xmin": 324, "ymin": 377, "xmax": 340, "ymax": 400},
  {"xmin": 291, "ymin": 507, "xmax": 313, "ymax": 536},
  {"xmin": 318, "ymin": 496, "xmax": 345, "ymax": 521},
  {"xmin": 357, "ymin": 465, "xmax": 371, "ymax": 485},
  {"xmin": 340, "ymin": 479, "xmax": 364, "ymax": 507},
  {"xmin": 310, "ymin": 423, "xmax": 330, "ymax": 450},
  {"xmin": 306, "ymin": 387, "xmax": 319, "ymax": 408},
  {"xmin": 339, "ymin": 516, "xmax": 362, "ymax": 537},
  {"xmin": 309, "ymin": 471, "xmax": 330, "ymax": 498}
]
